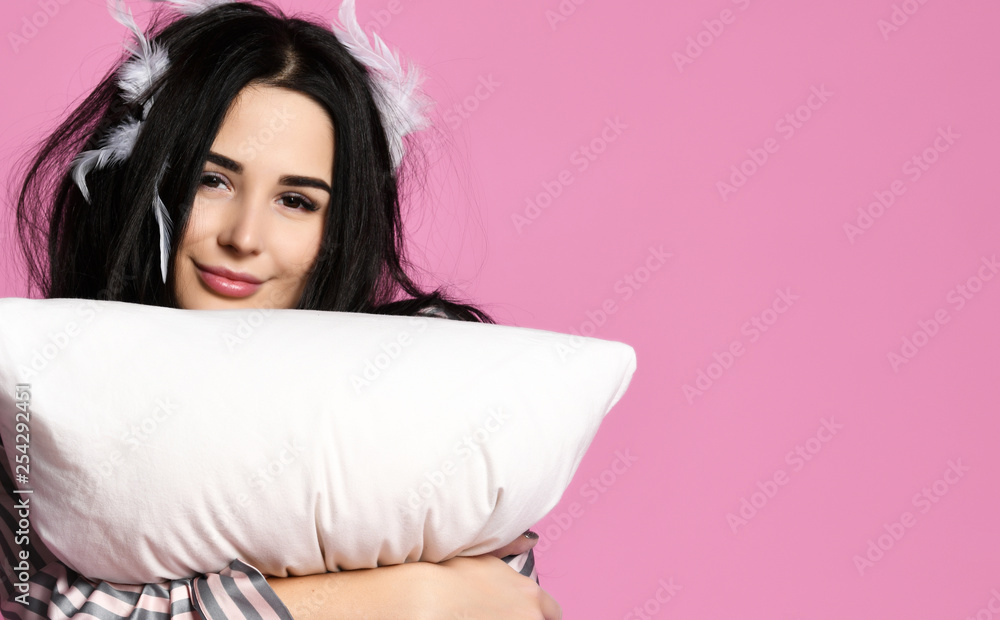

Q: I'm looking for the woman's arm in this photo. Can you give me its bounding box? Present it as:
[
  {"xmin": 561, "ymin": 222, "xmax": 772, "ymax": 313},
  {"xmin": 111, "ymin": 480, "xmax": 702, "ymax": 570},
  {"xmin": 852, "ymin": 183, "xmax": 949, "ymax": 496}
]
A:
[
  {"xmin": 265, "ymin": 531, "xmax": 546, "ymax": 619},
  {"xmin": 266, "ymin": 554, "xmax": 560, "ymax": 620}
]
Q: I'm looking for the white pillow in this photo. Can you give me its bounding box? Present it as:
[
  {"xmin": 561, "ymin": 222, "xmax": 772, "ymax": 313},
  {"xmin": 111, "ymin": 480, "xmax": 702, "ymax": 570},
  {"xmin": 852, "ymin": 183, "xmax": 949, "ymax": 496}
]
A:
[{"xmin": 0, "ymin": 297, "xmax": 636, "ymax": 584}]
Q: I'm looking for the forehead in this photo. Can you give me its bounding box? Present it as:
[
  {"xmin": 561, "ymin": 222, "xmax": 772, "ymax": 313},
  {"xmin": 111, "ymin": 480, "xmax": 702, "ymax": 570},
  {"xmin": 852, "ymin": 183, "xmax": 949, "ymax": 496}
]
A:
[{"xmin": 212, "ymin": 85, "xmax": 335, "ymax": 180}]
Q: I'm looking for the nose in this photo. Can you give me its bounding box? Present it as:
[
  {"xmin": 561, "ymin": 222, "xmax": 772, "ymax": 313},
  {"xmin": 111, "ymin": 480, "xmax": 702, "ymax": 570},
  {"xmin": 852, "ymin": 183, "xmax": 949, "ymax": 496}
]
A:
[{"xmin": 217, "ymin": 193, "xmax": 266, "ymax": 256}]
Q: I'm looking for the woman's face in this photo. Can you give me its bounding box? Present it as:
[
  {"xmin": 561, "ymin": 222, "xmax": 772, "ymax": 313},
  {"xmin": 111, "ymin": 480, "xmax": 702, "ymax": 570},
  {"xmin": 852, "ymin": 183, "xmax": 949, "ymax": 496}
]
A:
[{"xmin": 173, "ymin": 84, "xmax": 334, "ymax": 310}]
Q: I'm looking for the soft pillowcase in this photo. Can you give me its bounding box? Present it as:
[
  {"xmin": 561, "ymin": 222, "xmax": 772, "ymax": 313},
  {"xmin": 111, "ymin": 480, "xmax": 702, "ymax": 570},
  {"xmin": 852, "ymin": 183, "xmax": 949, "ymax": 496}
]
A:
[{"xmin": 0, "ymin": 297, "xmax": 636, "ymax": 584}]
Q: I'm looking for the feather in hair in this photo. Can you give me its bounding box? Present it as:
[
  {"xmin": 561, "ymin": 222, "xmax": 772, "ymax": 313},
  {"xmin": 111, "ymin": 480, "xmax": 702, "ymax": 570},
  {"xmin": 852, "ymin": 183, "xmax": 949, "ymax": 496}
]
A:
[
  {"xmin": 108, "ymin": 0, "xmax": 174, "ymax": 282},
  {"xmin": 330, "ymin": 0, "xmax": 433, "ymax": 169},
  {"xmin": 70, "ymin": 117, "xmax": 143, "ymax": 203},
  {"xmin": 151, "ymin": 162, "xmax": 174, "ymax": 282},
  {"xmin": 72, "ymin": 0, "xmax": 168, "ymax": 204},
  {"xmin": 118, "ymin": 47, "xmax": 170, "ymax": 107},
  {"xmin": 141, "ymin": 0, "xmax": 432, "ymax": 168},
  {"xmin": 109, "ymin": 0, "xmax": 169, "ymax": 96},
  {"xmin": 145, "ymin": 0, "xmax": 236, "ymax": 16},
  {"xmin": 68, "ymin": 0, "xmax": 175, "ymax": 280}
]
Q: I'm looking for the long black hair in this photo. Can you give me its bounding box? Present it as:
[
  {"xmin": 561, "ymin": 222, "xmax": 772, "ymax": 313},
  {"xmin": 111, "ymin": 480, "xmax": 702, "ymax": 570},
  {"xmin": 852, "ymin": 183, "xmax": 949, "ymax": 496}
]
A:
[{"xmin": 11, "ymin": 0, "xmax": 494, "ymax": 323}]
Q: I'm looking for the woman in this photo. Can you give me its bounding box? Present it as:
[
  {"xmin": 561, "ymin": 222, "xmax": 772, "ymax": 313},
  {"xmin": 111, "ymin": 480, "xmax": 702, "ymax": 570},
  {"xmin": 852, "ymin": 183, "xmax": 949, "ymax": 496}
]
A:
[{"xmin": 1, "ymin": 1, "xmax": 561, "ymax": 618}]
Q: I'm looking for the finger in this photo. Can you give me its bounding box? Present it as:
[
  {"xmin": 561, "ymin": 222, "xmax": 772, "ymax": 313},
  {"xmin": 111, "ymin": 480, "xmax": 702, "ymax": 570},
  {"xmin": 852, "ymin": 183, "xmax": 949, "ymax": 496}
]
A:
[
  {"xmin": 539, "ymin": 587, "xmax": 562, "ymax": 620},
  {"xmin": 486, "ymin": 530, "xmax": 539, "ymax": 558}
]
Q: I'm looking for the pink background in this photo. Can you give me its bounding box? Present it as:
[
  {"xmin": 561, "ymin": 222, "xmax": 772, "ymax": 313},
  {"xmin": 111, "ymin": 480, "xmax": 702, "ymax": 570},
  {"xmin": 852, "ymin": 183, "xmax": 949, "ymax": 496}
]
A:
[{"xmin": 3, "ymin": 0, "xmax": 999, "ymax": 618}]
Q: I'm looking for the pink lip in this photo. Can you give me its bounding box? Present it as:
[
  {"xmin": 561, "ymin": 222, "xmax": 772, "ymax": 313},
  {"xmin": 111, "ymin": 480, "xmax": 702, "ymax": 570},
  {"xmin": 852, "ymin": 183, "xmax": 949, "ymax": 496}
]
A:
[{"xmin": 195, "ymin": 263, "xmax": 263, "ymax": 298}]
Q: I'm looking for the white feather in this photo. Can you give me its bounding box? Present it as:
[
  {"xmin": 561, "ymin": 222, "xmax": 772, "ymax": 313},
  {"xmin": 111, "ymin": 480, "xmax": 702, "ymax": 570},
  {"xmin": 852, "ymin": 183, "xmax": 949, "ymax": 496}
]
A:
[
  {"xmin": 151, "ymin": 163, "xmax": 174, "ymax": 283},
  {"xmin": 101, "ymin": 116, "xmax": 144, "ymax": 161},
  {"xmin": 103, "ymin": 0, "xmax": 174, "ymax": 282},
  {"xmin": 145, "ymin": 0, "xmax": 236, "ymax": 16},
  {"xmin": 108, "ymin": 0, "xmax": 154, "ymax": 74},
  {"xmin": 118, "ymin": 46, "xmax": 170, "ymax": 105},
  {"xmin": 70, "ymin": 117, "xmax": 143, "ymax": 203},
  {"xmin": 69, "ymin": 150, "xmax": 103, "ymax": 204},
  {"xmin": 331, "ymin": 0, "xmax": 433, "ymax": 169},
  {"xmin": 108, "ymin": 0, "xmax": 171, "ymax": 107}
]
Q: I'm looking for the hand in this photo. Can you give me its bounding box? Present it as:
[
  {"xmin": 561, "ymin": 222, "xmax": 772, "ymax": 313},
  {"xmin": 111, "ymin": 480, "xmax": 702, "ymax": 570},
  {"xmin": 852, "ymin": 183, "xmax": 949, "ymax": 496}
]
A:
[
  {"xmin": 405, "ymin": 530, "xmax": 560, "ymax": 620},
  {"xmin": 419, "ymin": 553, "xmax": 562, "ymax": 620}
]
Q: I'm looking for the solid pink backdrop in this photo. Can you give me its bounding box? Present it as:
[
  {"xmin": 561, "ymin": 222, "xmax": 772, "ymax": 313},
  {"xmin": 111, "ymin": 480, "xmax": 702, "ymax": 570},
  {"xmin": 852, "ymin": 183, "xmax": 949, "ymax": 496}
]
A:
[{"xmin": 2, "ymin": 0, "xmax": 999, "ymax": 618}]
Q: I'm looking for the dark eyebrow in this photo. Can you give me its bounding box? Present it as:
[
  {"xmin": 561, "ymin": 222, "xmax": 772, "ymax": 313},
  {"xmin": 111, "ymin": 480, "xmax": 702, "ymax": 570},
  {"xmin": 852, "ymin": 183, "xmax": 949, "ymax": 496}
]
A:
[{"xmin": 206, "ymin": 151, "xmax": 332, "ymax": 194}]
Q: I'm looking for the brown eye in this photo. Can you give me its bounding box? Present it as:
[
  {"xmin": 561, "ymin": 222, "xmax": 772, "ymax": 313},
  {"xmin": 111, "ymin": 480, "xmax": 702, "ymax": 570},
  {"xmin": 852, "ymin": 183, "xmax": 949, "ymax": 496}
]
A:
[
  {"xmin": 280, "ymin": 194, "xmax": 319, "ymax": 212},
  {"xmin": 200, "ymin": 173, "xmax": 228, "ymax": 190}
]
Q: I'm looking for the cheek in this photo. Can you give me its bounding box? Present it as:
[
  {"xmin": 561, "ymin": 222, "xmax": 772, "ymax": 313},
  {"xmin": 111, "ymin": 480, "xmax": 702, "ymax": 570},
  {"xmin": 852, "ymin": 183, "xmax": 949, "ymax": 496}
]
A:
[
  {"xmin": 180, "ymin": 200, "xmax": 215, "ymax": 246},
  {"xmin": 276, "ymin": 224, "xmax": 324, "ymax": 276}
]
